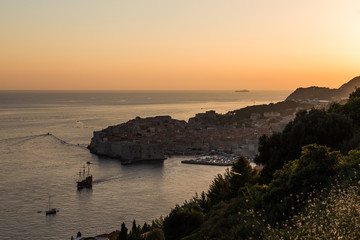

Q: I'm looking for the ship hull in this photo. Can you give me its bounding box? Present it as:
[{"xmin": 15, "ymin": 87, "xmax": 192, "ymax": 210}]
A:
[{"xmin": 77, "ymin": 175, "xmax": 93, "ymax": 189}]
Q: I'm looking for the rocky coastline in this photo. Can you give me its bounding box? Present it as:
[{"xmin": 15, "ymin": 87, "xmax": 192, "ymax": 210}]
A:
[
  {"xmin": 88, "ymin": 77, "xmax": 359, "ymax": 164},
  {"xmin": 86, "ymin": 107, "xmax": 310, "ymax": 164}
]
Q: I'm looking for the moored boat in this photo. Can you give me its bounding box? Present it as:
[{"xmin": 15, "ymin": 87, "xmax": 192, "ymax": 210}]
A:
[
  {"xmin": 45, "ymin": 196, "xmax": 57, "ymax": 215},
  {"xmin": 46, "ymin": 208, "xmax": 57, "ymax": 215}
]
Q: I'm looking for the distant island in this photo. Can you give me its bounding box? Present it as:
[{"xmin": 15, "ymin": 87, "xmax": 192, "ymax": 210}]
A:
[
  {"xmin": 88, "ymin": 76, "xmax": 360, "ymax": 164},
  {"xmin": 235, "ymin": 89, "xmax": 250, "ymax": 93}
]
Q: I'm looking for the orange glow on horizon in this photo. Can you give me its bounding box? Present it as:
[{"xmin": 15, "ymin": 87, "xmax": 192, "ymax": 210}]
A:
[{"xmin": 0, "ymin": 1, "xmax": 359, "ymax": 90}]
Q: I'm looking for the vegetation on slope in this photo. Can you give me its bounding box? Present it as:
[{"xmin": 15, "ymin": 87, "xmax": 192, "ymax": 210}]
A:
[
  {"xmin": 103, "ymin": 88, "xmax": 360, "ymax": 240},
  {"xmin": 285, "ymin": 76, "xmax": 360, "ymax": 101},
  {"xmin": 157, "ymin": 88, "xmax": 360, "ymax": 240}
]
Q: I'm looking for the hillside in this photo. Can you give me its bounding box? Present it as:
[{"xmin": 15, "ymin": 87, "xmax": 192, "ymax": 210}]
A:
[
  {"xmin": 156, "ymin": 87, "xmax": 360, "ymax": 240},
  {"xmin": 286, "ymin": 76, "xmax": 360, "ymax": 101},
  {"xmin": 79, "ymin": 78, "xmax": 360, "ymax": 240},
  {"xmin": 338, "ymin": 76, "xmax": 360, "ymax": 97}
]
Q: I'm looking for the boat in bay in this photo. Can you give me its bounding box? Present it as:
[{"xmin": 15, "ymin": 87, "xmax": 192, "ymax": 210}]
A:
[
  {"xmin": 45, "ymin": 196, "xmax": 57, "ymax": 215},
  {"xmin": 77, "ymin": 162, "xmax": 92, "ymax": 189}
]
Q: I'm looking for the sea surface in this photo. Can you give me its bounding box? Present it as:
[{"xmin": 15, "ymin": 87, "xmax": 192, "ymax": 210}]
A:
[{"xmin": 0, "ymin": 90, "xmax": 291, "ymax": 239}]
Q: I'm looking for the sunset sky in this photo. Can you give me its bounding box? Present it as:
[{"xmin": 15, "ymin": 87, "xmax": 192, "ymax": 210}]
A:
[{"xmin": 0, "ymin": 0, "xmax": 359, "ymax": 90}]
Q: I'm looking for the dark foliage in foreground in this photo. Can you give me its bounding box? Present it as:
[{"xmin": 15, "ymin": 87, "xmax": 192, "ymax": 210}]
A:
[
  {"xmin": 158, "ymin": 90, "xmax": 360, "ymax": 240},
  {"xmin": 104, "ymin": 90, "xmax": 360, "ymax": 240},
  {"xmin": 255, "ymin": 91, "xmax": 360, "ymax": 182}
]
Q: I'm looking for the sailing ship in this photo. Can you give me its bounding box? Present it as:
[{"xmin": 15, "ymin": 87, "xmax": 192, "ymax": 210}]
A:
[
  {"xmin": 45, "ymin": 196, "xmax": 57, "ymax": 215},
  {"xmin": 77, "ymin": 162, "xmax": 93, "ymax": 189}
]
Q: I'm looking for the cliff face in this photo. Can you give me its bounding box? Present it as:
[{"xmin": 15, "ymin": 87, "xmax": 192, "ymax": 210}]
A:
[
  {"xmin": 286, "ymin": 76, "xmax": 360, "ymax": 102},
  {"xmin": 88, "ymin": 116, "xmax": 176, "ymax": 163},
  {"xmin": 88, "ymin": 108, "xmax": 305, "ymax": 162},
  {"xmin": 87, "ymin": 114, "xmax": 251, "ymax": 161},
  {"xmin": 88, "ymin": 134, "xmax": 165, "ymax": 163}
]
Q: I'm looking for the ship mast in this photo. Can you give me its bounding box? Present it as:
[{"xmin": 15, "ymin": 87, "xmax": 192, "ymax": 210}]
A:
[
  {"xmin": 87, "ymin": 162, "xmax": 90, "ymax": 176},
  {"xmin": 48, "ymin": 196, "xmax": 51, "ymax": 210}
]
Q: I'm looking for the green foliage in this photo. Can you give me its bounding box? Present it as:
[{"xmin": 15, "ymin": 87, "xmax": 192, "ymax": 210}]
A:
[
  {"xmin": 145, "ymin": 228, "xmax": 164, "ymax": 240},
  {"xmin": 229, "ymin": 155, "xmax": 258, "ymax": 195},
  {"xmin": 141, "ymin": 222, "xmax": 150, "ymax": 234},
  {"xmin": 118, "ymin": 222, "xmax": 128, "ymax": 240},
  {"xmin": 187, "ymin": 145, "xmax": 360, "ymax": 239},
  {"xmin": 155, "ymin": 146, "xmax": 360, "ymax": 239},
  {"xmin": 206, "ymin": 156, "xmax": 258, "ymax": 208},
  {"xmin": 255, "ymin": 132, "xmax": 284, "ymax": 181},
  {"xmin": 349, "ymin": 87, "xmax": 360, "ymax": 99},
  {"xmin": 258, "ymin": 144, "xmax": 341, "ymax": 224},
  {"xmin": 163, "ymin": 205, "xmax": 205, "ymax": 240},
  {"xmin": 151, "ymin": 217, "xmax": 164, "ymax": 230},
  {"xmin": 336, "ymin": 97, "xmax": 360, "ymax": 126},
  {"xmin": 162, "ymin": 89, "xmax": 360, "ymax": 239},
  {"xmin": 328, "ymin": 90, "xmax": 360, "ymax": 150},
  {"xmin": 264, "ymin": 175, "xmax": 360, "ymax": 239},
  {"xmin": 207, "ymin": 170, "xmax": 232, "ymax": 206},
  {"xmin": 112, "ymin": 89, "xmax": 360, "ymax": 240},
  {"xmin": 255, "ymin": 108, "xmax": 353, "ymax": 182},
  {"xmin": 190, "ymin": 191, "xmax": 208, "ymax": 212},
  {"xmin": 128, "ymin": 220, "xmax": 142, "ymax": 240}
]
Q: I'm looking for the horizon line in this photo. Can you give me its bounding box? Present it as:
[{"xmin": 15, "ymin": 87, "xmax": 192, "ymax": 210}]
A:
[{"xmin": 0, "ymin": 89, "xmax": 293, "ymax": 91}]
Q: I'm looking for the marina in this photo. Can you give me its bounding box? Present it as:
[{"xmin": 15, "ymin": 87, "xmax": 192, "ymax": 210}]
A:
[{"xmin": 181, "ymin": 154, "xmax": 239, "ymax": 166}]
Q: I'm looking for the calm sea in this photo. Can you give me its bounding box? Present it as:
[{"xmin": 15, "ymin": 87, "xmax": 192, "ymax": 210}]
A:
[{"xmin": 0, "ymin": 90, "xmax": 290, "ymax": 239}]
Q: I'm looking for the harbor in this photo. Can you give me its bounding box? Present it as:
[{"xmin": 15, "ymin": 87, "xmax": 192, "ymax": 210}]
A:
[{"xmin": 181, "ymin": 153, "xmax": 239, "ymax": 166}]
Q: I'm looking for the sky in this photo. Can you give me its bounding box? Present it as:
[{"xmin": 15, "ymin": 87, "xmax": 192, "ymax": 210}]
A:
[{"xmin": 0, "ymin": 0, "xmax": 359, "ymax": 90}]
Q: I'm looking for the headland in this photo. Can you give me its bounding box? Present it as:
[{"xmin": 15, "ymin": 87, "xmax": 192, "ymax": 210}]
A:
[{"xmin": 88, "ymin": 77, "xmax": 360, "ymax": 164}]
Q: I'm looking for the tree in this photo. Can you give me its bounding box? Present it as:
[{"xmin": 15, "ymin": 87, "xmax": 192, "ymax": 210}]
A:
[
  {"xmin": 118, "ymin": 222, "xmax": 128, "ymax": 240},
  {"xmin": 128, "ymin": 219, "xmax": 141, "ymax": 240},
  {"xmin": 151, "ymin": 216, "xmax": 164, "ymax": 230},
  {"xmin": 192, "ymin": 191, "xmax": 208, "ymax": 212},
  {"xmin": 229, "ymin": 155, "xmax": 258, "ymax": 194},
  {"xmin": 349, "ymin": 87, "xmax": 360, "ymax": 99},
  {"xmin": 255, "ymin": 109, "xmax": 352, "ymax": 182},
  {"xmin": 141, "ymin": 222, "xmax": 150, "ymax": 233},
  {"xmin": 258, "ymin": 144, "xmax": 341, "ymax": 224},
  {"xmin": 163, "ymin": 205, "xmax": 204, "ymax": 240},
  {"xmin": 206, "ymin": 170, "xmax": 232, "ymax": 205},
  {"xmin": 146, "ymin": 228, "xmax": 164, "ymax": 240}
]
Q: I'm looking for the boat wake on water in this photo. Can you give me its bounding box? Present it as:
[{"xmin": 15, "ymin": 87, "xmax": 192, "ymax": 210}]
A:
[
  {"xmin": 92, "ymin": 175, "xmax": 126, "ymax": 184},
  {"xmin": 0, "ymin": 134, "xmax": 49, "ymax": 143},
  {"xmin": 0, "ymin": 133, "xmax": 86, "ymax": 149},
  {"xmin": 47, "ymin": 133, "xmax": 86, "ymax": 149}
]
